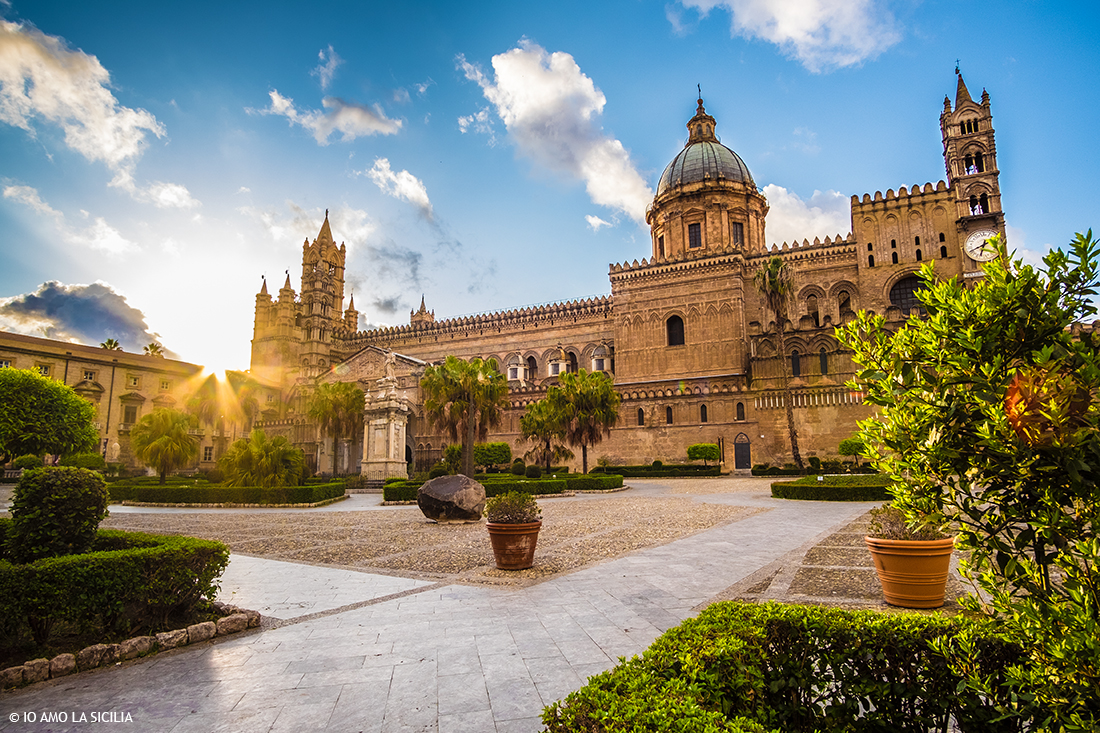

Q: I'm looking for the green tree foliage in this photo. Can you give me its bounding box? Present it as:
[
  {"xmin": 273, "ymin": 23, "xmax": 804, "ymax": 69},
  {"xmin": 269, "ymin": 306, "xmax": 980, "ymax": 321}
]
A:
[
  {"xmin": 754, "ymin": 256, "xmax": 804, "ymax": 472},
  {"xmin": 13, "ymin": 454, "xmax": 43, "ymax": 469},
  {"xmin": 687, "ymin": 443, "xmax": 720, "ymax": 466},
  {"xmin": 186, "ymin": 371, "xmax": 263, "ymax": 454},
  {"xmin": 59, "ymin": 452, "xmax": 108, "ymax": 471},
  {"xmin": 520, "ymin": 398, "xmax": 574, "ymax": 471},
  {"xmin": 142, "ymin": 342, "xmax": 165, "ymax": 357},
  {"xmin": 474, "ymin": 441, "xmax": 512, "ymax": 470},
  {"xmin": 218, "ymin": 429, "xmax": 306, "ymax": 488},
  {"xmin": 837, "ymin": 436, "xmax": 866, "ymax": 467},
  {"xmin": 8, "ymin": 466, "xmax": 109, "ymax": 562},
  {"xmin": 442, "ymin": 444, "xmax": 462, "ymax": 474},
  {"xmin": 837, "ymin": 232, "xmax": 1100, "ymax": 729},
  {"xmin": 130, "ymin": 408, "xmax": 200, "ymax": 485},
  {"xmin": 547, "ymin": 369, "xmax": 621, "ymax": 475},
  {"xmin": 0, "ymin": 368, "xmax": 98, "ymax": 460},
  {"xmin": 307, "ymin": 381, "xmax": 365, "ymax": 474},
  {"xmin": 99, "ymin": 338, "xmax": 122, "ymax": 350},
  {"xmin": 421, "ymin": 356, "xmax": 508, "ymax": 477}
]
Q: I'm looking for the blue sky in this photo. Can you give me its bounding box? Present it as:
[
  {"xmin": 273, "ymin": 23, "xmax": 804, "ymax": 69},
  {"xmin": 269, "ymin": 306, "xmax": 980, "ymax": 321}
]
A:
[{"xmin": 1, "ymin": 0, "xmax": 1097, "ymax": 372}]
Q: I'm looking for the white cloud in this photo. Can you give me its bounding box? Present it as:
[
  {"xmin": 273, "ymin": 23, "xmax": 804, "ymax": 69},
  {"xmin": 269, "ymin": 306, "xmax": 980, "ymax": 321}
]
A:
[
  {"xmin": 679, "ymin": 0, "xmax": 900, "ymax": 73},
  {"xmin": 457, "ymin": 107, "xmax": 495, "ymax": 141},
  {"xmin": 138, "ymin": 181, "xmax": 200, "ymax": 209},
  {"xmin": 585, "ymin": 214, "xmax": 612, "ymax": 231},
  {"xmin": 458, "ymin": 41, "xmax": 651, "ymax": 224},
  {"xmin": 240, "ymin": 201, "xmax": 376, "ymax": 250},
  {"xmin": 762, "ymin": 184, "xmax": 850, "ymax": 246},
  {"xmin": 311, "ymin": 45, "xmax": 343, "ymax": 91},
  {"xmin": 363, "ymin": 158, "xmax": 433, "ymax": 220},
  {"xmin": 3, "ymin": 184, "xmax": 138, "ymax": 254},
  {"xmin": 253, "ymin": 89, "xmax": 402, "ymax": 144}
]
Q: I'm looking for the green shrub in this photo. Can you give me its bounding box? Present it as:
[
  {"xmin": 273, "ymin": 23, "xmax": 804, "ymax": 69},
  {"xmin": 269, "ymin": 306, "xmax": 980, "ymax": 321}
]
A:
[
  {"xmin": 9, "ymin": 467, "xmax": 109, "ymax": 563},
  {"xmin": 109, "ymin": 481, "xmax": 345, "ymax": 505},
  {"xmin": 383, "ymin": 483, "xmax": 420, "ymax": 502},
  {"xmin": 807, "ymin": 456, "xmax": 821, "ymax": 471},
  {"xmin": 651, "ymin": 459, "xmax": 663, "ymax": 468},
  {"xmin": 484, "ymin": 491, "xmax": 540, "ymax": 523},
  {"xmin": 686, "ymin": 443, "xmax": 720, "ymax": 465},
  {"xmin": 59, "ymin": 452, "xmax": 108, "ymax": 471},
  {"xmin": 385, "ymin": 477, "xmax": 569, "ymax": 502},
  {"xmin": 564, "ymin": 474, "xmax": 623, "ymax": 491},
  {"xmin": 771, "ymin": 473, "xmax": 894, "ymax": 501},
  {"xmin": 592, "ymin": 464, "xmax": 720, "ymax": 477},
  {"xmin": 428, "ymin": 462, "xmax": 449, "ymax": 478},
  {"xmin": 442, "ymin": 444, "xmax": 462, "ymax": 474},
  {"xmin": 525, "ymin": 464, "xmax": 542, "ymax": 478},
  {"xmin": 13, "ymin": 454, "xmax": 43, "ymax": 470},
  {"xmin": 511, "ymin": 459, "xmax": 526, "ymax": 476},
  {"xmin": 544, "ymin": 601, "xmax": 1031, "ymax": 732},
  {"xmin": 474, "ymin": 442, "xmax": 512, "ymax": 470}
]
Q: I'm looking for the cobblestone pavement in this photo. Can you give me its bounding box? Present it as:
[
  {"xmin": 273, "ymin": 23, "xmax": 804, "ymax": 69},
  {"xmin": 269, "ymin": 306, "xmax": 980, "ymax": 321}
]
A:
[{"xmin": 0, "ymin": 478, "xmax": 954, "ymax": 732}]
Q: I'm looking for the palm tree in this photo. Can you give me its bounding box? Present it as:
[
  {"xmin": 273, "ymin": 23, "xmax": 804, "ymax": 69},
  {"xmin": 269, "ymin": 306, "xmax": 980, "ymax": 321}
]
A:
[
  {"xmin": 100, "ymin": 338, "xmax": 122, "ymax": 350},
  {"xmin": 218, "ymin": 429, "xmax": 305, "ymax": 488},
  {"xmin": 143, "ymin": 342, "xmax": 165, "ymax": 358},
  {"xmin": 420, "ymin": 356, "xmax": 508, "ymax": 477},
  {"xmin": 306, "ymin": 381, "xmax": 364, "ymax": 475},
  {"xmin": 547, "ymin": 369, "xmax": 620, "ymax": 475},
  {"xmin": 754, "ymin": 256, "xmax": 804, "ymax": 472},
  {"xmin": 520, "ymin": 397, "xmax": 573, "ymax": 471},
  {"xmin": 130, "ymin": 408, "xmax": 199, "ymax": 484}
]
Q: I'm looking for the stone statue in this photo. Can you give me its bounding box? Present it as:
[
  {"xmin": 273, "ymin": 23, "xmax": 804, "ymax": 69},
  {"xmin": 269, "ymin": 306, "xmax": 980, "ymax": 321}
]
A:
[{"xmin": 384, "ymin": 349, "xmax": 396, "ymax": 381}]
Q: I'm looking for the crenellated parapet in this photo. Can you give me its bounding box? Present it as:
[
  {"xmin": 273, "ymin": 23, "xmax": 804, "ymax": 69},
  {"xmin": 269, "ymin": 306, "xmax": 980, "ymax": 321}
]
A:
[
  {"xmin": 851, "ymin": 181, "xmax": 950, "ymax": 209},
  {"xmin": 746, "ymin": 233, "xmax": 858, "ymax": 268}
]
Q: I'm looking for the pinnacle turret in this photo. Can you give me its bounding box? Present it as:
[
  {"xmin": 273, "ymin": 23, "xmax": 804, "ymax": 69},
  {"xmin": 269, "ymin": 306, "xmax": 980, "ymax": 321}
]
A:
[{"xmin": 955, "ymin": 70, "xmax": 973, "ymax": 108}]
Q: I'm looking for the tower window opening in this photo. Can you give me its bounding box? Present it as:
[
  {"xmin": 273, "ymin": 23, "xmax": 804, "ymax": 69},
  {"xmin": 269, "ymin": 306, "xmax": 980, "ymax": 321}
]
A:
[
  {"xmin": 838, "ymin": 291, "xmax": 852, "ymax": 315},
  {"xmin": 980, "ymin": 193, "xmax": 989, "ymax": 214},
  {"xmin": 890, "ymin": 275, "xmax": 926, "ymax": 316},
  {"xmin": 667, "ymin": 315, "xmax": 685, "ymax": 346},
  {"xmin": 969, "ymin": 195, "xmax": 986, "ymax": 215},
  {"xmin": 892, "ymin": 252, "xmax": 899, "ymax": 265},
  {"xmin": 666, "ymin": 406, "xmax": 673, "ymax": 425},
  {"xmin": 700, "ymin": 404, "xmax": 708, "ymax": 423},
  {"xmin": 527, "ymin": 356, "xmax": 537, "ymax": 378},
  {"xmin": 916, "ymin": 249, "xmax": 923, "ymax": 261},
  {"xmin": 688, "ymin": 222, "xmax": 702, "ymax": 249},
  {"xmin": 806, "ymin": 295, "xmax": 820, "ymax": 328},
  {"xmin": 975, "ymin": 152, "xmax": 985, "ymax": 172},
  {"xmin": 915, "ymin": 236, "xmax": 921, "ymax": 247},
  {"xmin": 637, "ymin": 408, "xmax": 645, "ymax": 426},
  {"xmin": 964, "ymin": 154, "xmax": 975, "ymax": 174},
  {"xmin": 736, "ymin": 402, "xmax": 745, "ymax": 421},
  {"xmin": 732, "ymin": 222, "xmax": 744, "ymax": 245},
  {"xmin": 658, "ymin": 235, "xmax": 665, "ymax": 258},
  {"xmin": 820, "ymin": 348, "xmax": 829, "ymax": 375},
  {"xmin": 940, "ymin": 245, "xmax": 948, "ymax": 258},
  {"xmin": 868, "ymin": 255, "xmax": 875, "ymax": 267},
  {"xmin": 791, "ymin": 350, "xmax": 801, "ymax": 378},
  {"xmin": 939, "ymin": 232, "xmax": 946, "ymax": 242},
  {"xmin": 891, "ymin": 239, "xmax": 897, "ymax": 249},
  {"xmin": 867, "ymin": 243, "xmax": 873, "ymax": 252}
]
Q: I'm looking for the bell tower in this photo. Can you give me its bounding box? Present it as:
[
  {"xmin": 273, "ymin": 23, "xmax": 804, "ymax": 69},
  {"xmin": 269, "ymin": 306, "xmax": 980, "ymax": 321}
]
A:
[
  {"xmin": 941, "ymin": 69, "xmax": 1005, "ymax": 249},
  {"xmin": 299, "ymin": 211, "xmax": 347, "ymax": 378}
]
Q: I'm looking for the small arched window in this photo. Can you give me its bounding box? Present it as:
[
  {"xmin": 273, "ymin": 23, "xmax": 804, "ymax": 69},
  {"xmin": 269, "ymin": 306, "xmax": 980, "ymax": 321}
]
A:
[
  {"xmin": 700, "ymin": 404, "xmax": 708, "ymax": 423},
  {"xmin": 791, "ymin": 350, "xmax": 801, "ymax": 378},
  {"xmin": 568, "ymin": 352, "xmax": 578, "ymax": 373},
  {"xmin": 736, "ymin": 402, "xmax": 745, "ymax": 421},
  {"xmin": 940, "ymin": 245, "xmax": 948, "ymax": 259},
  {"xmin": 975, "ymin": 152, "xmax": 985, "ymax": 172},
  {"xmin": 527, "ymin": 356, "xmax": 537, "ymax": 378},
  {"xmin": 939, "ymin": 232, "xmax": 946, "ymax": 242},
  {"xmin": 838, "ymin": 291, "xmax": 852, "ymax": 315},
  {"xmin": 806, "ymin": 295, "xmax": 819, "ymax": 327},
  {"xmin": 867, "ymin": 243, "xmax": 873, "ymax": 252},
  {"xmin": 915, "ymin": 236, "xmax": 921, "ymax": 247},
  {"xmin": 979, "ymin": 193, "xmax": 989, "ymax": 214},
  {"xmin": 891, "ymin": 252, "xmax": 899, "ymax": 265},
  {"xmin": 667, "ymin": 315, "xmax": 685, "ymax": 346},
  {"xmin": 637, "ymin": 408, "xmax": 645, "ymax": 426},
  {"xmin": 819, "ymin": 348, "xmax": 828, "ymax": 375},
  {"xmin": 868, "ymin": 255, "xmax": 875, "ymax": 268},
  {"xmin": 916, "ymin": 249, "xmax": 922, "ymax": 262},
  {"xmin": 665, "ymin": 406, "xmax": 673, "ymax": 425}
]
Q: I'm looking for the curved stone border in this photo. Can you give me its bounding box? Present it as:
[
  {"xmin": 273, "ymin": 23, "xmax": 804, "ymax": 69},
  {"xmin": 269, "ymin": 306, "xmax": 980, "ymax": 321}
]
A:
[
  {"xmin": 381, "ymin": 491, "xmax": 580, "ymax": 507},
  {"xmin": 0, "ymin": 603, "xmax": 261, "ymax": 690},
  {"xmin": 116, "ymin": 494, "xmax": 349, "ymax": 509}
]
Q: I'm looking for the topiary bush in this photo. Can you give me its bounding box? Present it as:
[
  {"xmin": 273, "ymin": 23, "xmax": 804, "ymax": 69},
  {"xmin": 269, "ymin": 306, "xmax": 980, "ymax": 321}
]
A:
[
  {"xmin": 59, "ymin": 452, "xmax": 107, "ymax": 471},
  {"xmin": 13, "ymin": 454, "xmax": 43, "ymax": 470},
  {"xmin": 9, "ymin": 467, "xmax": 109, "ymax": 563},
  {"xmin": 428, "ymin": 462, "xmax": 449, "ymax": 478},
  {"xmin": 651, "ymin": 459, "xmax": 663, "ymax": 468},
  {"xmin": 525, "ymin": 464, "xmax": 542, "ymax": 478},
  {"xmin": 511, "ymin": 458, "xmax": 526, "ymax": 476},
  {"xmin": 807, "ymin": 456, "xmax": 821, "ymax": 471}
]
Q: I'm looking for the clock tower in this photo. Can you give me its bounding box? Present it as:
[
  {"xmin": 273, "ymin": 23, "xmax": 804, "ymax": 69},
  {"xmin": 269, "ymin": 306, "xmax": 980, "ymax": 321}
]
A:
[{"xmin": 941, "ymin": 69, "xmax": 1005, "ymax": 264}]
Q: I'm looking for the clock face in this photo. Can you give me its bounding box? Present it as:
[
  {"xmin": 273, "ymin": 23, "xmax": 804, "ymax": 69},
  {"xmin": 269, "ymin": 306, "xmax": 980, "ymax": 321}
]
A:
[{"xmin": 964, "ymin": 229, "xmax": 999, "ymax": 261}]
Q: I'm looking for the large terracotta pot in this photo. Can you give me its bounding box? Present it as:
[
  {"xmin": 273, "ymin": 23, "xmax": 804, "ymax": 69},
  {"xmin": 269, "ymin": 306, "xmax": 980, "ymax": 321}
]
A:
[
  {"xmin": 865, "ymin": 536, "xmax": 955, "ymax": 609},
  {"xmin": 486, "ymin": 521, "xmax": 542, "ymax": 570}
]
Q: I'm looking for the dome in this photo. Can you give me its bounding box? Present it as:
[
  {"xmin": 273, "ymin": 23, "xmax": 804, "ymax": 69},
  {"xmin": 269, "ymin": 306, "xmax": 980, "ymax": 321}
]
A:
[
  {"xmin": 655, "ymin": 97, "xmax": 755, "ymax": 196},
  {"xmin": 657, "ymin": 141, "xmax": 755, "ymax": 195}
]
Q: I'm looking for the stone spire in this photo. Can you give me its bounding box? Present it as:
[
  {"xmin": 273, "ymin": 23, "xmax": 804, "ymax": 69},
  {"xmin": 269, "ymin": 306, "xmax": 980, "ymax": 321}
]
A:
[
  {"xmin": 410, "ymin": 295, "xmax": 435, "ymax": 327},
  {"xmin": 955, "ymin": 70, "xmax": 973, "ymax": 107},
  {"xmin": 686, "ymin": 95, "xmax": 718, "ymax": 145},
  {"xmin": 317, "ymin": 209, "xmax": 334, "ymax": 246},
  {"xmin": 259, "ymin": 276, "xmax": 268, "ymax": 296}
]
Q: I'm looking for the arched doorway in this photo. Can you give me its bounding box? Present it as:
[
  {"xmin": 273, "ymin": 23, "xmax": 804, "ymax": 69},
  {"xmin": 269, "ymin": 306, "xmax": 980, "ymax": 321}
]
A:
[{"xmin": 734, "ymin": 432, "xmax": 751, "ymax": 470}]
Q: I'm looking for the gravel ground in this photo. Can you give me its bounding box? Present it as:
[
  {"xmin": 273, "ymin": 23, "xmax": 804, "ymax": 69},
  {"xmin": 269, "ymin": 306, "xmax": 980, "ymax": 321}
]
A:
[{"xmin": 100, "ymin": 494, "xmax": 761, "ymax": 587}]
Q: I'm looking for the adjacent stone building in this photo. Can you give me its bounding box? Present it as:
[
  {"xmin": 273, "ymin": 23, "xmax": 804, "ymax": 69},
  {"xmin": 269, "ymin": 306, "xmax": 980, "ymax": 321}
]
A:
[{"xmin": 248, "ymin": 71, "xmax": 1007, "ymax": 477}]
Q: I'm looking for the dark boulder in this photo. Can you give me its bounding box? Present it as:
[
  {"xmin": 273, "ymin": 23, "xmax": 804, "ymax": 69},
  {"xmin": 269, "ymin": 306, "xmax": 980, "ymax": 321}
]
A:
[{"xmin": 417, "ymin": 475, "xmax": 486, "ymax": 523}]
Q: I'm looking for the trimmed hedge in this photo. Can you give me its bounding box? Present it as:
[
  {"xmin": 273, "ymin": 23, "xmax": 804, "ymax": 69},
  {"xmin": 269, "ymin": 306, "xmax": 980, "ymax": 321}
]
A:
[
  {"xmin": 592, "ymin": 464, "xmax": 720, "ymax": 477},
  {"xmin": 564, "ymin": 474, "xmax": 623, "ymax": 491},
  {"xmin": 543, "ymin": 601, "xmax": 1030, "ymax": 733},
  {"xmin": 0, "ymin": 519, "xmax": 229, "ymax": 645},
  {"xmin": 771, "ymin": 474, "xmax": 893, "ymax": 502},
  {"xmin": 384, "ymin": 477, "xmax": 572, "ymax": 502},
  {"xmin": 109, "ymin": 481, "xmax": 346, "ymax": 505}
]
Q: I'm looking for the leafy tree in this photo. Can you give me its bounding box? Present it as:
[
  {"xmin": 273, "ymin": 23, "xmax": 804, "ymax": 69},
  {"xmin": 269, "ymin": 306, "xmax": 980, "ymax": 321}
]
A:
[
  {"xmin": 142, "ymin": 342, "xmax": 165, "ymax": 357},
  {"xmin": 99, "ymin": 338, "xmax": 122, "ymax": 350},
  {"xmin": 837, "ymin": 436, "xmax": 865, "ymax": 468},
  {"xmin": 687, "ymin": 443, "xmax": 719, "ymax": 466},
  {"xmin": 421, "ymin": 356, "xmax": 508, "ymax": 477},
  {"xmin": 520, "ymin": 398, "xmax": 574, "ymax": 471},
  {"xmin": 8, "ymin": 467, "xmax": 108, "ymax": 563},
  {"xmin": 218, "ymin": 429, "xmax": 305, "ymax": 488},
  {"xmin": 307, "ymin": 381, "xmax": 364, "ymax": 474},
  {"xmin": 186, "ymin": 371, "xmax": 263, "ymax": 459},
  {"xmin": 547, "ymin": 369, "xmax": 620, "ymax": 475},
  {"xmin": 837, "ymin": 232, "xmax": 1100, "ymax": 728},
  {"xmin": 442, "ymin": 444, "xmax": 462, "ymax": 474},
  {"xmin": 754, "ymin": 256, "xmax": 804, "ymax": 472},
  {"xmin": 130, "ymin": 408, "xmax": 199, "ymax": 484},
  {"xmin": 474, "ymin": 441, "xmax": 512, "ymax": 471},
  {"xmin": 0, "ymin": 368, "xmax": 98, "ymax": 460}
]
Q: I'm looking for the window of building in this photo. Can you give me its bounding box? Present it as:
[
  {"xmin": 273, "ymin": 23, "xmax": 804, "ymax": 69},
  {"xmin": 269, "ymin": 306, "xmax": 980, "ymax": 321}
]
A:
[
  {"xmin": 867, "ymin": 243, "xmax": 873, "ymax": 252},
  {"xmin": 550, "ymin": 362, "xmax": 561, "ymax": 376},
  {"xmin": 806, "ymin": 295, "xmax": 819, "ymax": 328},
  {"xmin": 732, "ymin": 222, "xmax": 744, "ymax": 245},
  {"xmin": 266, "ymin": 394, "xmax": 275, "ymax": 403},
  {"xmin": 594, "ymin": 358, "xmax": 605, "ymax": 371},
  {"xmin": 868, "ymin": 255, "xmax": 875, "ymax": 267},
  {"xmin": 0, "ymin": 360, "xmax": 11, "ymax": 369},
  {"xmin": 820, "ymin": 348, "xmax": 829, "ymax": 375},
  {"xmin": 791, "ymin": 350, "xmax": 801, "ymax": 378},
  {"xmin": 508, "ymin": 367, "xmax": 519, "ymax": 380},
  {"xmin": 36, "ymin": 364, "xmax": 50, "ymax": 377},
  {"xmin": 527, "ymin": 356, "xmax": 538, "ymax": 378},
  {"xmin": 939, "ymin": 232, "xmax": 946, "ymax": 242},
  {"xmin": 160, "ymin": 379, "xmax": 171, "ymax": 391},
  {"xmin": 203, "ymin": 446, "xmax": 214, "ymax": 462},
  {"xmin": 568, "ymin": 352, "xmax": 578, "ymax": 373},
  {"xmin": 891, "ymin": 239, "xmax": 897, "ymax": 249},
  {"xmin": 688, "ymin": 222, "xmax": 702, "ymax": 249},
  {"xmin": 940, "ymin": 245, "xmax": 948, "ymax": 259},
  {"xmin": 637, "ymin": 408, "xmax": 645, "ymax": 426},
  {"xmin": 891, "ymin": 252, "xmax": 899, "ymax": 265},
  {"xmin": 700, "ymin": 404, "xmax": 708, "ymax": 423},
  {"xmin": 123, "ymin": 405, "xmax": 138, "ymax": 424},
  {"xmin": 970, "ymin": 194, "xmax": 986, "ymax": 215},
  {"xmin": 128, "ymin": 375, "xmax": 140, "ymax": 388},
  {"xmin": 980, "ymin": 193, "xmax": 989, "ymax": 213},
  {"xmin": 890, "ymin": 275, "xmax": 926, "ymax": 315},
  {"xmin": 667, "ymin": 315, "xmax": 685, "ymax": 346},
  {"xmin": 83, "ymin": 369, "xmax": 96, "ymax": 381},
  {"xmin": 665, "ymin": 406, "xmax": 673, "ymax": 424},
  {"xmin": 916, "ymin": 249, "xmax": 922, "ymax": 261},
  {"xmin": 736, "ymin": 402, "xmax": 745, "ymax": 421},
  {"xmin": 915, "ymin": 236, "xmax": 921, "ymax": 247},
  {"xmin": 657, "ymin": 235, "xmax": 665, "ymax": 258},
  {"xmin": 838, "ymin": 291, "xmax": 852, "ymax": 315}
]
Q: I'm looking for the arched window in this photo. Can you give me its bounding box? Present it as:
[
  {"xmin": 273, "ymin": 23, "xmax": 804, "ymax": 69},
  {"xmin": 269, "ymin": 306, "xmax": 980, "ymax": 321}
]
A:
[
  {"xmin": 667, "ymin": 315, "xmax": 685, "ymax": 346},
  {"xmin": 637, "ymin": 408, "xmax": 645, "ymax": 426},
  {"xmin": 940, "ymin": 245, "xmax": 948, "ymax": 258},
  {"xmin": 791, "ymin": 350, "xmax": 801, "ymax": 378},
  {"xmin": 890, "ymin": 275, "xmax": 926, "ymax": 315},
  {"xmin": 665, "ymin": 406, "xmax": 673, "ymax": 425},
  {"xmin": 979, "ymin": 193, "xmax": 989, "ymax": 214},
  {"xmin": 819, "ymin": 347, "xmax": 828, "ymax": 375},
  {"xmin": 975, "ymin": 152, "xmax": 985, "ymax": 172},
  {"xmin": 527, "ymin": 356, "xmax": 537, "ymax": 378},
  {"xmin": 568, "ymin": 352, "xmax": 578, "ymax": 373},
  {"xmin": 657, "ymin": 235, "xmax": 665, "ymax": 258},
  {"xmin": 915, "ymin": 236, "xmax": 921, "ymax": 247},
  {"xmin": 891, "ymin": 252, "xmax": 899, "ymax": 265},
  {"xmin": 700, "ymin": 404, "xmax": 708, "ymax": 423},
  {"xmin": 868, "ymin": 255, "xmax": 875, "ymax": 267},
  {"xmin": 964, "ymin": 153, "xmax": 974, "ymax": 173},
  {"xmin": 837, "ymin": 291, "xmax": 852, "ymax": 315},
  {"xmin": 867, "ymin": 243, "xmax": 873, "ymax": 252},
  {"xmin": 916, "ymin": 249, "xmax": 922, "ymax": 261},
  {"xmin": 939, "ymin": 232, "xmax": 946, "ymax": 242},
  {"xmin": 736, "ymin": 402, "xmax": 745, "ymax": 421},
  {"xmin": 891, "ymin": 239, "xmax": 897, "ymax": 249},
  {"xmin": 806, "ymin": 295, "xmax": 819, "ymax": 327}
]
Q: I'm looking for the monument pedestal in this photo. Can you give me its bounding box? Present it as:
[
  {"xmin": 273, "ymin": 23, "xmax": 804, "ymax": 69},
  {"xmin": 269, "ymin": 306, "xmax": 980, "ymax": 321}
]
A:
[{"xmin": 360, "ymin": 378, "xmax": 411, "ymax": 481}]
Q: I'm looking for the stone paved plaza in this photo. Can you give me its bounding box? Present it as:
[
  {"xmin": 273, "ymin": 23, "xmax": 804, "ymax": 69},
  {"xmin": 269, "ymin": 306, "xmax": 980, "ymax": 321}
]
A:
[{"xmin": 0, "ymin": 478, "xmax": 885, "ymax": 732}]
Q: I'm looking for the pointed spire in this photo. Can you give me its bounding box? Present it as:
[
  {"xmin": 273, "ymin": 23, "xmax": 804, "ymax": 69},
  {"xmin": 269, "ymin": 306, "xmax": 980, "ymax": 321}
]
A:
[
  {"xmin": 316, "ymin": 209, "xmax": 334, "ymax": 245},
  {"xmin": 419, "ymin": 294, "xmax": 427, "ymax": 312},
  {"xmin": 283, "ymin": 270, "xmax": 292, "ymax": 290},
  {"xmin": 955, "ymin": 69, "xmax": 973, "ymax": 107},
  {"xmin": 348, "ymin": 293, "xmax": 355, "ymax": 310},
  {"xmin": 259, "ymin": 276, "xmax": 268, "ymax": 296}
]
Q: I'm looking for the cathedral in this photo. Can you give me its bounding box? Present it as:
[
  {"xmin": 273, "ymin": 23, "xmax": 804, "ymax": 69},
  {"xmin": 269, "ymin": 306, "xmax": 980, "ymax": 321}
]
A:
[{"xmin": 248, "ymin": 72, "xmax": 1006, "ymax": 478}]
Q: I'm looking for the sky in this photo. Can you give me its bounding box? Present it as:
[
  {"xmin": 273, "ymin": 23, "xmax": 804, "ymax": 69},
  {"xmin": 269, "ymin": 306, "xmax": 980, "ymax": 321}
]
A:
[{"xmin": 1, "ymin": 0, "xmax": 1097, "ymax": 373}]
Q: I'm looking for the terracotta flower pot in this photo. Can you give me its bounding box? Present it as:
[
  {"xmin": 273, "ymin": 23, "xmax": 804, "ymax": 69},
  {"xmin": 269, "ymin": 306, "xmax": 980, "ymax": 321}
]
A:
[
  {"xmin": 865, "ymin": 536, "xmax": 955, "ymax": 609},
  {"xmin": 486, "ymin": 521, "xmax": 541, "ymax": 570}
]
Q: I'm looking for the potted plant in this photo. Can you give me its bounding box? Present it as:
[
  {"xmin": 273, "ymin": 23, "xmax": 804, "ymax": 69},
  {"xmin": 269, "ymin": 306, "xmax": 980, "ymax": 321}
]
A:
[
  {"xmin": 484, "ymin": 491, "xmax": 542, "ymax": 570},
  {"xmin": 865, "ymin": 503, "xmax": 955, "ymax": 608}
]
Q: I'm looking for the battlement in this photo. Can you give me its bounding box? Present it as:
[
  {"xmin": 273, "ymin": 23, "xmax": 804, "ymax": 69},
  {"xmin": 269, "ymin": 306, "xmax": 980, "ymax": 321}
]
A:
[{"xmin": 851, "ymin": 181, "xmax": 949, "ymax": 207}]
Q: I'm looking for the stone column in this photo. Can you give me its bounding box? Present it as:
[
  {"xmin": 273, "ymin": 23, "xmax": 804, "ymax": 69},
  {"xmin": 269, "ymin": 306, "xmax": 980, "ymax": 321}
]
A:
[{"xmin": 360, "ymin": 378, "xmax": 411, "ymax": 481}]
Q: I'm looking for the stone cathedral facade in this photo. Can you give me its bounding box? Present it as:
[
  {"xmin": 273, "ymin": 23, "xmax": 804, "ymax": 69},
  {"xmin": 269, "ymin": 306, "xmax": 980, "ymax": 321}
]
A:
[{"xmin": 249, "ymin": 72, "xmax": 1006, "ymax": 477}]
